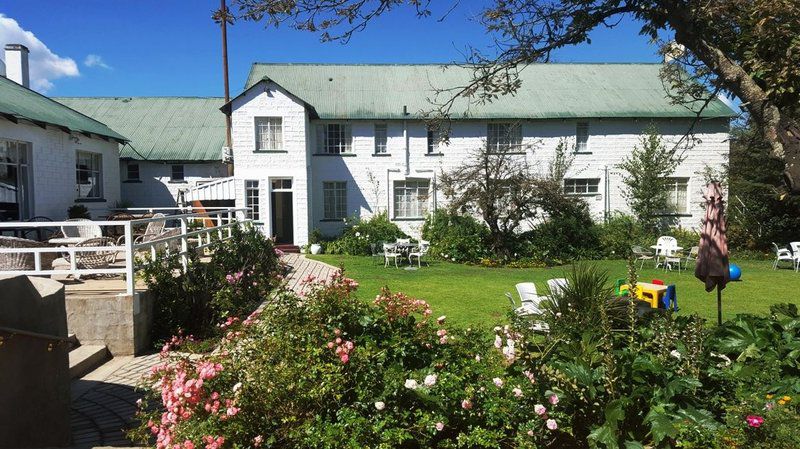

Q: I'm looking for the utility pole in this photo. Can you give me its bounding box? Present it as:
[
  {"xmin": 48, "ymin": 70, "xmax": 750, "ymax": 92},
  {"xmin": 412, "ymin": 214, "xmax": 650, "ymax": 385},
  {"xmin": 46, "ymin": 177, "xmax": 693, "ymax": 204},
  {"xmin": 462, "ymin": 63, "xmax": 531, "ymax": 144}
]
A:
[{"xmin": 216, "ymin": 0, "xmax": 234, "ymax": 176}]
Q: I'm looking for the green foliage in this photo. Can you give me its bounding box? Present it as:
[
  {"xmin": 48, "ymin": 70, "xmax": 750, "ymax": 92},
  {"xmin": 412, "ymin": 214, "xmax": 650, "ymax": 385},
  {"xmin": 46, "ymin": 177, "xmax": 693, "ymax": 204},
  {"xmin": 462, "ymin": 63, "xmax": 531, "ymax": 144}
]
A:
[
  {"xmin": 421, "ymin": 210, "xmax": 490, "ymax": 263},
  {"xmin": 138, "ymin": 225, "xmax": 283, "ymax": 343},
  {"xmin": 525, "ymin": 197, "xmax": 601, "ymax": 263},
  {"xmin": 617, "ymin": 126, "xmax": 682, "ymax": 233},
  {"xmin": 67, "ymin": 204, "xmax": 90, "ymax": 219},
  {"xmin": 326, "ymin": 212, "xmax": 406, "ymax": 255}
]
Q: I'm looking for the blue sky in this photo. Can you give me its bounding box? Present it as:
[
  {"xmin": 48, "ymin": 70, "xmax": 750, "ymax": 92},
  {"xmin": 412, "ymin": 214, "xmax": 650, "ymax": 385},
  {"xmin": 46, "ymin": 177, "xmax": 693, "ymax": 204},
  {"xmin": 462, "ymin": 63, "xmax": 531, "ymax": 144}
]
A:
[{"xmin": 0, "ymin": 1, "xmax": 662, "ymax": 97}]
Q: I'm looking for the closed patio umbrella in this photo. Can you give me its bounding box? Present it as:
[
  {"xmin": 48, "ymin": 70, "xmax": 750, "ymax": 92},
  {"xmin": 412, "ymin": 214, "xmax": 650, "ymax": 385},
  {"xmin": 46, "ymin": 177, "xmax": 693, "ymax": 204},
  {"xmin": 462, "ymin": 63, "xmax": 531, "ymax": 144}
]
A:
[{"xmin": 694, "ymin": 182, "xmax": 730, "ymax": 325}]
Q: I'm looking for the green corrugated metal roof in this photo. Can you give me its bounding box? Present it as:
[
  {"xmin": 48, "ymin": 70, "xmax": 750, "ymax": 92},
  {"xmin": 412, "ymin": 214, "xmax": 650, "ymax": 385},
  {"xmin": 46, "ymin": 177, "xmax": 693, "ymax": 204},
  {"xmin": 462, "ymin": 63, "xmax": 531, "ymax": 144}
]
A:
[
  {"xmin": 0, "ymin": 76, "xmax": 126, "ymax": 141},
  {"xmin": 243, "ymin": 63, "xmax": 736, "ymax": 119},
  {"xmin": 54, "ymin": 97, "xmax": 225, "ymax": 161}
]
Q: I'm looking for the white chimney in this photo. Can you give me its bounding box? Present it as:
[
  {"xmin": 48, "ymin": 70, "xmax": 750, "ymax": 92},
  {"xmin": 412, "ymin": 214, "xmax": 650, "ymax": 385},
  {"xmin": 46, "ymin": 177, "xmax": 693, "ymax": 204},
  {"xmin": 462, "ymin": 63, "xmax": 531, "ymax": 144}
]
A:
[{"xmin": 4, "ymin": 44, "xmax": 30, "ymax": 88}]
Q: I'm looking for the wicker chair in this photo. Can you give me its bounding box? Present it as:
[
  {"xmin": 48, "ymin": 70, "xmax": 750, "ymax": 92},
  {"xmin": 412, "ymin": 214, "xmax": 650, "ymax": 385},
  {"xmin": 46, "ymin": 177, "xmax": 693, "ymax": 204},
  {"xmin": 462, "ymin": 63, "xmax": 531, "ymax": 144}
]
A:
[
  {"xmin": 117, "ymin": 213, "xmax": 167, "ymax": 246},
  {"xmin": 60, "ymin": 218, "xmax": 103, "ymax": 240},
  {"xmin": 0, "ymin": 236, "xmax": 58, "ymax": 271},
  {"xmin": 21, "ymin": 216, "xmax": 58, "ymax": 242},
  {"xmin": 52, "ymin": 237, "xmax": 117, "ymax": 279}
]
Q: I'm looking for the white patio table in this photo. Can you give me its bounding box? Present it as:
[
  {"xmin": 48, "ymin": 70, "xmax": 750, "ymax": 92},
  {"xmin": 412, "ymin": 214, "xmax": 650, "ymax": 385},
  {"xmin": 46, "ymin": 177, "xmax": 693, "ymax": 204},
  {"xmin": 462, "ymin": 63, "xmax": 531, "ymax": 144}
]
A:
[{"xmin": 48, "ymin": 237, "xmax": 89, "ymax": 246}]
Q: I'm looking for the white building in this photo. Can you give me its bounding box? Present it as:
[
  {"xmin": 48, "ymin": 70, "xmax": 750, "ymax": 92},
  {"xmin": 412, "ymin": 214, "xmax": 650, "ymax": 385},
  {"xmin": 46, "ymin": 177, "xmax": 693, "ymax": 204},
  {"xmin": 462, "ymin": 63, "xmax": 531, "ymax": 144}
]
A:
[
  {"xmin": 222, "ymin": 63, "xmax": 734, "ymax": 247},
  {"xmin": 54, "ymin": 97, "xmax": 229, "ymax": 208},
  {"xmin": 0, "ymin": 44, "xmax": 124, "ymax": 220}
]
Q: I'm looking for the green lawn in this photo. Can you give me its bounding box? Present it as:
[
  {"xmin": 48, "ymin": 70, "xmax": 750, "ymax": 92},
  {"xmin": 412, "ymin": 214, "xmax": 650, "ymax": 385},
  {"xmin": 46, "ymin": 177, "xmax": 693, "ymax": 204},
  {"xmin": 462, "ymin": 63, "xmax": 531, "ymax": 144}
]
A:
[{"xmin": 308, "ymin": 255, "xmax": 798, "ymax": 327}]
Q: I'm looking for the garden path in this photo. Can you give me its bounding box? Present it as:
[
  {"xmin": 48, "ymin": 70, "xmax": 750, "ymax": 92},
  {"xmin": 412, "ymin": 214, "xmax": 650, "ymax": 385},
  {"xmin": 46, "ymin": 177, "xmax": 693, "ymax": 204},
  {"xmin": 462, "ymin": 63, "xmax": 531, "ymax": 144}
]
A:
[{"xmin": 281, "ymin": 253, "xmax": 340, "ymax": 293}]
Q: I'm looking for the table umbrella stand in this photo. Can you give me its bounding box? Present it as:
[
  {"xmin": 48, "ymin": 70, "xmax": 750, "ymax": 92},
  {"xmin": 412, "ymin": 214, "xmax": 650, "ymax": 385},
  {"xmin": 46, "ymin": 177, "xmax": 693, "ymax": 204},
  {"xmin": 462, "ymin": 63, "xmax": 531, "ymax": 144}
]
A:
[{"xmin": 717, "ymin": 285, "xmax": 722, "ymax": 326}]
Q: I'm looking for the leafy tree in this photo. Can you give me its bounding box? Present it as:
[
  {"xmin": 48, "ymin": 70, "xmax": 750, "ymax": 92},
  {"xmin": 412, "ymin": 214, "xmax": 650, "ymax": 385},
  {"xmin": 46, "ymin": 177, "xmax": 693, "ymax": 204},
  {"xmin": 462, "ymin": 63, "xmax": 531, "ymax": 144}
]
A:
[
  {"xmin": 616, "ymin": 126, "xmax": 681, "ymax": 233},
  {"xmin": 231, "ymin": 0, "xmax": 800, "ymax": 192}
]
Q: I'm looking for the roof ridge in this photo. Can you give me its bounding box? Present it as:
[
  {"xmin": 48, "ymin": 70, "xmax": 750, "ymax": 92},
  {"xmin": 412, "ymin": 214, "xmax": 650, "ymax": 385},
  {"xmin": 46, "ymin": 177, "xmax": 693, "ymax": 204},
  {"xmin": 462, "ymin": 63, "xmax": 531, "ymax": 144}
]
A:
[
  {"xmin": 250, "ymin": 62, "xmax": 664, "ymax": 66},
  {"xmin": 53, "ymin": 96, "xmax": 225, "ymax": 100}
]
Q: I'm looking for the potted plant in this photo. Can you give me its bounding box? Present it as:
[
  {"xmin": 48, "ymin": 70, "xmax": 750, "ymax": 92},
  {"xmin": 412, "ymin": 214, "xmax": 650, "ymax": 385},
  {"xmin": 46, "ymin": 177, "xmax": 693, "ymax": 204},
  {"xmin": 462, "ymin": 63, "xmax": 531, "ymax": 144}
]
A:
[{"xmin": 309, "ymin": 228, "xmax": 324, "ymax": 254}]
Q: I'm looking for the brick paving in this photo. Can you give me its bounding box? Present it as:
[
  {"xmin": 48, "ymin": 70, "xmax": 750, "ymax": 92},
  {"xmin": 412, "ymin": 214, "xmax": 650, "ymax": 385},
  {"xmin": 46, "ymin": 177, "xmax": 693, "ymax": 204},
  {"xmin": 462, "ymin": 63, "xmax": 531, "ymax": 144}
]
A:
[{"xmin": 66, "ymin": 254, "xmax": 336, "ymax": 447}]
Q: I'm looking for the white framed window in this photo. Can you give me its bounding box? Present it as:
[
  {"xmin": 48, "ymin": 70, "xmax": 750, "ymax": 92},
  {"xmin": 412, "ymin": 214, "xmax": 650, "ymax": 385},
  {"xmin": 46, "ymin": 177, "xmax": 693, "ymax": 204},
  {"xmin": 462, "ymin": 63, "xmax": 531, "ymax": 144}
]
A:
[
  {"xmin": 487, "ymin": 123, "xmax": 522, "ymax": 152},
  {"xmin": 318, "ymin": 123, "xmax": 352, "ymax": 154},
  {"xmin": 576, "ymin": 122, "xmax": 589, "ymax": 152},
  {"xmin": 323, "ymin": 181, "xmax": 347, "ymax": 220},
  {"xmin": 126, "ymin": 163, "xmax": 140, "ymax": 181},
  {"xmin": 666, "ymin": 177, "xmax": 689, "ymax": 214},
  {"xmin": 75, "ymin": 151, "xmax": 103, "ymax": 199},
  {"xmin": 0, "ymin": 138, "xmax": 32, "ymax": 220},
  {"xmin": 426, "ymin": 127, "xmax": 439, "ymax": 154},
  {"xmin": 171, "ymin": 164, "xmax": 185, "ymax": 182},
  {"xmin": 374, "ymin": 124, "xmax": 388, "ymax": 154},
  {"xmin": 245, "ymin": 180, "xmax": 260, "ymax": 220},
  {"xmin": 393, "ymin": 180, "xmax": 430, "ymax": 219},
  {"xmin": 255, "ymin": 117, "xmax": 283, "ymax": 151},
  {"xmin": 564, "ymin": 178, "xmax": 600, "ymax": 195}
]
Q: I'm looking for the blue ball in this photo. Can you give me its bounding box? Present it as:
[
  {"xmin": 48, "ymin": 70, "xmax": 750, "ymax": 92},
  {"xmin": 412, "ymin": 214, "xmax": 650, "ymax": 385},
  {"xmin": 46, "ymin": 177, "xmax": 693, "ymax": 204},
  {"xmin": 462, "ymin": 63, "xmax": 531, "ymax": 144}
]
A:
[{"xmin": 729, "ymin": 264, "xmax": 742, "ymax": 281}]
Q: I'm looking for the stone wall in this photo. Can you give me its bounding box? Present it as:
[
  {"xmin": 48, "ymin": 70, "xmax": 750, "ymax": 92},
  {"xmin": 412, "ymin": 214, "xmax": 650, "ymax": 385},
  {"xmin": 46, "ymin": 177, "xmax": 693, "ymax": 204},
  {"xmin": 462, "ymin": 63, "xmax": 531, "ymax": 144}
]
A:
[
  {"xmin": 0, "ymin": 275, "xmax": 71, "ymax": 448},
  {"xmin": 65, "ymin": 290, "xmax": 153, "ymax": 356}
]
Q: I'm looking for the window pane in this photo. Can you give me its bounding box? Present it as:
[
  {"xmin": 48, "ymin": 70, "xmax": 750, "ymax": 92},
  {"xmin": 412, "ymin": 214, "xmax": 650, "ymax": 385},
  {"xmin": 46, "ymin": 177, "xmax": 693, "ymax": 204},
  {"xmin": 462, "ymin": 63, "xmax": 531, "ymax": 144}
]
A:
[
  {"xmin": 255, "ymin": 117, "xmax": 283, "ymax": 151},
  {"xmin": 393, "ymin": 180, "xmax": 430, "ymax": 218},
  {"xmin": 666, "ymin": 178, "xmax": 689, "ymax": 214},
  {"xmin": 564, "ymin": 178, "xmax": 599, "ymax": 195},
  {"xmin": 75, "ymin": 151, "xmax": 103, "ymax": 198},
  {"xmin": 576, "ymin": 122, "xmax": 589, "ymax": 152},
  {"xmin": 427, "ymin": 128, "xmax": 438, "ymax": 153},
  {"xmin": 172, "ymin": 165, "xmax": 184, "ymax": 181},
  {"xmin": 374, "ymin": 124, "xmax": 388, "ymax": 153},
  {"xmin": 323, "ymin": 181, "xmax": 347, "ymax": 219},
  {"xmin": 245, "ymin": 180, "xmax": 260, "ymax": 220},
  {"xmin": 488, "ymin": 123, "xmax": 522, "ymax": 152}
]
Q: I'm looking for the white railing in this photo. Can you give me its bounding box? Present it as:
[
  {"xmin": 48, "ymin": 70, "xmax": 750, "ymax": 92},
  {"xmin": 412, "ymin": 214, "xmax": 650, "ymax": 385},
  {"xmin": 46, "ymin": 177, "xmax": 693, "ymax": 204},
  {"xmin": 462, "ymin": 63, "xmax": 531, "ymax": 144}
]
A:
[
  {"xmin": 0, "ymin": 207, "xmax": 251, "ymax": 296},
  {"xmin": 181, "ymin": 177, "xmax": 235, "ymax": 202}
]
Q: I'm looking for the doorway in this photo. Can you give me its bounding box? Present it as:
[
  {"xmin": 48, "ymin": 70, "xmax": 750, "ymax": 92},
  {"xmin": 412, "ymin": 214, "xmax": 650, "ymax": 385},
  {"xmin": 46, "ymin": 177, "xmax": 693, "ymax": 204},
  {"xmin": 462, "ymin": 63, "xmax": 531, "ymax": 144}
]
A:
[{"xmin": 270, "ymin": 178, "xmax": 293, "ymax": 244}]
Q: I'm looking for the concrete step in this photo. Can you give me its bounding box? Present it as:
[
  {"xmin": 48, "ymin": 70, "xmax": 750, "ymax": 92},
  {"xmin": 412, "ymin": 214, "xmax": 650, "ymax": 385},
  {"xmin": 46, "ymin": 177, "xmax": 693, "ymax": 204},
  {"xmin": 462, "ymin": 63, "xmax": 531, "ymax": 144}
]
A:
[
  {"xmin": 276, "ymin": 244, "xmax": 301, "ymax": 254},
  {"xmin": 68, "ymin": 345, "xmax": 111, "ymax": 379}
]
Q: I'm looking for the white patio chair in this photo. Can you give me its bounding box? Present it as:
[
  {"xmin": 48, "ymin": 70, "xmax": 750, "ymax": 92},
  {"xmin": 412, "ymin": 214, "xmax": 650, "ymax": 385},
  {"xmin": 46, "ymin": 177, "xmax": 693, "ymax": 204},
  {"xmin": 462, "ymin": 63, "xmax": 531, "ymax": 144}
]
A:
[
  {"xmin": 631, "ymin": 245, "xmax": 654, "ymax": 269},
  {"xmin": 515, "ymin": 282, "xmax": 538, "ymax": 305},
  {"xmin": 663, "ymin": 247, "xmax": 683, "ymax": 273},
  {"xmin": 654, "ymin": 236, "xmax": 678, "ymax": 267},
  {"xmin": 547, "ymin": 278, "xmax": 568, "ymax": 296},
  {"xmin": 370, "ymin": 242, "xmax": 386, "ymax": 265},
  {"xmin": 117, "ymin": 213, "xmax": 167, "ymax": 246},
  {"xmin": 52, "ymin": 237, "xmax": 117, "ymax": 279},
  {"xmin": 61, "ymin": 218, "xmax": 102, "ymax": 240},
  {"xmin": 790, "ymin": 242, "xmax": 800, "ymax": 272},
  {"xmin": 383, "ymin": 243, "xmax": 402, "ymax": 268},
  {"xmin": 408, "ymin": 240, "xmax": 430, "ymax": 267},
  {"xmin": 684, "ymin": 246, "xmax": 700, "ymax": 267},
  {"xmin": 504, "ymin": 291, "xmax": 549, "ymax": 332},
  {"xmin": 772, "ymin": 243, "xmax": 794, "ymax": 270}
]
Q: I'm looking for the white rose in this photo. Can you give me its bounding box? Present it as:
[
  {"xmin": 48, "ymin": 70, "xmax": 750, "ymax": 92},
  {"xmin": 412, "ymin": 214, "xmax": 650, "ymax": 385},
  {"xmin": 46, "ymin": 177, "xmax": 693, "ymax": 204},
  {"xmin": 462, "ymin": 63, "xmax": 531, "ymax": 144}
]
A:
[
  {"xmin": 670, "ymin": 349, "xmax": 682, "ymax": 359},
  {"xmin": 374, "ymin": 401, "xmax": 385, "ymax": 411},
  {"xmin": 404, "ymin": 379, "xmax": 419, "ymax": 390},
  {"xmin": 424, "ymin": 374, "xmax": 438, "ymax": 387}
]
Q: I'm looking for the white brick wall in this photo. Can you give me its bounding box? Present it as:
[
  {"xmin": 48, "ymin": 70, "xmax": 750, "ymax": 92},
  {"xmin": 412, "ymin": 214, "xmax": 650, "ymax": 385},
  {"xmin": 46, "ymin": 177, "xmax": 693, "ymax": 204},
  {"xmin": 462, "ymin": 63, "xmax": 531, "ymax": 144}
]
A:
[
  {"xmin": 229, "ymin": 83, "xmax": 730, "ymax": 242},
  {"xmin": 0, "ymin": 119, "xmax": 121, "ymax": 220},
  {"xmin": 120, "ymin": 160, "xmax": 227, "ymax": 207}
]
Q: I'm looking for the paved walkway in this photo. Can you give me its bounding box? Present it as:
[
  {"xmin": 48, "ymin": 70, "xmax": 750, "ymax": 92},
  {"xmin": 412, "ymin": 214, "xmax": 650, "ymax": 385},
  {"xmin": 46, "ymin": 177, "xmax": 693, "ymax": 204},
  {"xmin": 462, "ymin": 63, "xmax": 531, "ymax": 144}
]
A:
[
  {"xmin": 66, "ymin": 254, "xmax": 337, "ymax": 447},
  {"xmin": 282, "ymin": 253, "xmax": 340, "ymax": 293}
]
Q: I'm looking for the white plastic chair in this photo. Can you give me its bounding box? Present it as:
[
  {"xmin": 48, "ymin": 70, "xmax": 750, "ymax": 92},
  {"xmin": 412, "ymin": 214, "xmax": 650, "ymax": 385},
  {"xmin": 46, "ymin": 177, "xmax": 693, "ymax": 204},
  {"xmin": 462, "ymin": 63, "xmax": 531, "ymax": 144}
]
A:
[
  {"xmin": 790, "ymin": 242, "xmax": 800, "ymax": 272},
  {"xmin": 654, "ymin": 236, "xmax": 678, "ymax": 267},
  {"xmin": 408, "ymin": 240, "xmax": 430, "ymax": 267},
  {"xmin": 515, "ymin": 282, "xmax": 538, "ymax": 304},
  {"xmin": 383, "ymin": 243, "xmax": 402, "ymax": 268},
  {"xmin": 547, "ymin": 278, "xmax": 568, "ymax": 296},
  {"xmin": 684, "ymin": 246, "xmax": 699, "ymax": 267},
  {"xmin": 772, "ymin": 243, "xmax": 794, "ymax": 270}
]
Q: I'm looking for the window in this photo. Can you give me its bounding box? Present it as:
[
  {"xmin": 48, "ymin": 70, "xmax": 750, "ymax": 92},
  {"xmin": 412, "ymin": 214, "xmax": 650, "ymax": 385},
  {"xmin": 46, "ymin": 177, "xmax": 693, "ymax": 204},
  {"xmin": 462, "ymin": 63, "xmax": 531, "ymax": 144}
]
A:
[
  {"xmin": 323, "ymin": 181, "xmax": 347, "ymax": 220},
  {"xmin": 576, "ymin": 122, "xmax": 589, "ymax": 152},
  {"xmin": 427, "ymin": 127, "xmax": 439, "ymax": 154},
  {"xmin": 271, "ymin": 179, "xmax": 292, "ymax": 190},
  {"xmin": 75, "ymin": 151, "xmax": 103, "ymax": 199},
  {"xmin": 393, "ymin": 180, "xmax": 430, "ymax": 219},
  {"xmin": 0, "ymin": 139, "xmax": 31, "ymax": 220},
  {"xmin": 374, "ymin": 124, "xmax": 388, "ymax": 154},
  {"xmin": 487, "ymin": 123, "xmax": 522, "ymax": 152},
  {"xmin": 245, "ymin": 180, "xmax": 260, "ymax": 220},
  {"xmin": 666, "ymin": 177, "xmax": 689, "ymax": 214},
  {"xmin": 171, "ymin": 164, "xmax": 185, "ymax": 182},
  {"xmin": 126, "ymin": 163, "xmax": 140, "ymax": 181},
  {"xmin": 318, "ymin": 124, "xmax": 352, "ymax": 154},
  {"xmin": 255, "ymin": 117, "xmax": 283, "ymax": 151},
  {"xmin": 564, "ymin": 178, "xmax": 600, "ymax": 195}
]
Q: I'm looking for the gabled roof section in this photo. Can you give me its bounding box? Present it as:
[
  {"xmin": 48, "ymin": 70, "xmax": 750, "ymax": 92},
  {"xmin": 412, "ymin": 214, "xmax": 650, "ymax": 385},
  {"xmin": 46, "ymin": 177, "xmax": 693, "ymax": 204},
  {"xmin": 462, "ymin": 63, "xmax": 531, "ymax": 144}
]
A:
[
  {"xmin": 243, "ymin": 63, "xmax": 737, "ymax": 120},
  {"xmin": 54, "ymin": 97, "xmax": 226, "ymax": 161},
  {"xmin": 0, "ymin": 76, "xmax": 127, "ymax": 142}
]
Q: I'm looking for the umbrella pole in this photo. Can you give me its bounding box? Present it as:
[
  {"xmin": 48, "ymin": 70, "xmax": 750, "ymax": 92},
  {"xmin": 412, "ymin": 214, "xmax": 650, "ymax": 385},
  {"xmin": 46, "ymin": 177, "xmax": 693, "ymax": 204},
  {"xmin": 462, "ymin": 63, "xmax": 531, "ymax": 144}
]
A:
[{"xmin": 717, "ymin": 286, "xmax": 722, "ymax": 325}]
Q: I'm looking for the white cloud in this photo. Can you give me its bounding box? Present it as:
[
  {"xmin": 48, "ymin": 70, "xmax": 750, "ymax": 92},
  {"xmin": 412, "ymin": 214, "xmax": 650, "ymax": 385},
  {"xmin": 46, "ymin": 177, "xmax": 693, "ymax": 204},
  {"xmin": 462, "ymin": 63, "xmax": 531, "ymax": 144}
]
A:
[
  {"xmin": 84, "ymin": 54, "xmax": 111, "ymax": 70},
  {"xmin": 0, "ymin": 13, "xmax": 79, "ymax": 92}
]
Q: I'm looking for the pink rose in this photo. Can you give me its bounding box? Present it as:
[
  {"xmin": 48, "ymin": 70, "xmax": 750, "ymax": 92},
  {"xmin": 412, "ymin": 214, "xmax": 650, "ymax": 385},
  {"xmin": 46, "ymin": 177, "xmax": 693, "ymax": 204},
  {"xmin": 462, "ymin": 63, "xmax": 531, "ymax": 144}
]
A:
[
  {"xmin": 461, "ymin": 399, "xmax": 473, "ymax": 410},
  {"xmin": 513, "ymin": 387, "xmax": 523, "ymax": 398},
  {"xmin": 546, "ymin": 419, "xmax": 558, "ymax": 430},
  {"xmin": 435, "ymin": 422, "xmax": 444, "ymax": 431},
  {"xmin": 549, "ymin": 394, "xmax": 559, "ymax": 405},
  {"xmin": 746, "ymin": 415, "xmax": 764, "ymax": 428},
  {"xmin": 340, "ymin": 354, "xmax": 349, "ymax": 364},
  {"xmin": 493, "ymin": 377, "xmax": 504, "ymax": 388},
  {"xmin": 534, "ymin": 404, "xmax": 547, "ymax": 415}
]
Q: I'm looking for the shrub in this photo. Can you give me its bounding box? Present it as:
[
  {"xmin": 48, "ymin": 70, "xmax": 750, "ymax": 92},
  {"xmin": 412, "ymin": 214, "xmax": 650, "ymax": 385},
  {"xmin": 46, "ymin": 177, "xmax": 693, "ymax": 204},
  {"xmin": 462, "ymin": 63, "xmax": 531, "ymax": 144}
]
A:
[
  {"xmin": 421, "ymin": 210, "xmax": 490, "ymax": 263},
  {"xmin": 67, "ymin": 204, "xmax": 90, "ymax": 219},
  {"xmin": 325, "ymin": 212, "xmax": 407, "ymax": 255},
  {"xmin": 135, "ymin": 274, "xmax": 567, "ymax": 448},
  {"xmin": 524, "ymin": 198, "xmax": 601, "ymax": 264},
  {"xmin": 138, "ymin": 225, "xmax": 283, "ymax": 343}
]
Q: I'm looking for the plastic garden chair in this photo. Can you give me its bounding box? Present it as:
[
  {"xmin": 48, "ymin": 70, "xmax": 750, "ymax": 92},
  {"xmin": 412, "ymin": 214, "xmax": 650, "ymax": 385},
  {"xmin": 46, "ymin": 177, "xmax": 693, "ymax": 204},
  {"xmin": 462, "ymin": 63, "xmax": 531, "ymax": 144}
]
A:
[
  {"xmin": 651, "ymin": 279, "xmax": 665, "ymax": 285},
  {"xmin": 613, "ymin": 278, "xmax": 629, "ymax": 296},
  {"xmin": 547, "ymin": 278, "xmax": 568, "ymax": 296},
  {"xmin": 772, "ymin": 243, "xmax": 794, "ymax": 270},
  {"xmin": 661, "ymin": 284, "xmax": 678, "ymax": 311}
]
